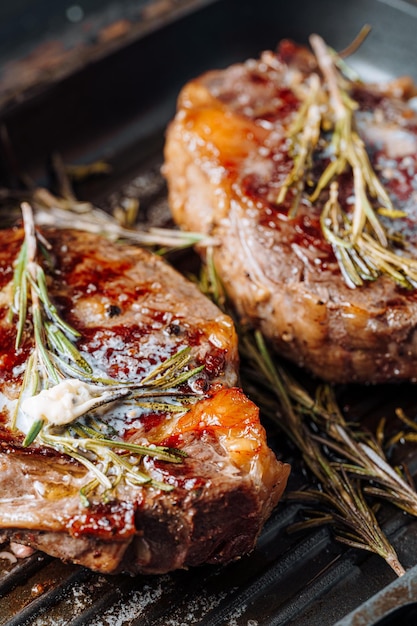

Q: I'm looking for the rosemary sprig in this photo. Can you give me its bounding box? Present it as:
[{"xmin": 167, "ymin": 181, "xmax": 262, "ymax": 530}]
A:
[
  {"xmin": 240, "ymin": 331, "xmax": 405, "ymax": 576},
  {"xmin": 297, "ymin": 385, "xmax": 417, "ymax": 518},
  {"xmin": 0, "ymin": 149, "xmax": 214, "ymax": 251},
  {"xmin": 41, "ymin": 419, "xmax": 185, "ymax": 498},
  {"xmin": 10, "ymin": 202, "xmax": 95, "ymax": 441},
  {"xmin": 287, "ymin": 468, "xmax": 401, "ymax": 575},
  {"xmin": 384, "ymin": 408, "xmax": 417, "ymax": 449},
  {"xmin": 8, "ymin": 179, "xmax": 213, "ymax": 252},
  {"xmin": 276, "ymin": 72, "xmax": 322, "ymax": 217},
  {"xmin": 35, "ymin": 198, "xmax": 211, "ymax": 250},
  {"xmin": 9, "ymin": 203, "xmax": 204, "ymax": 502},
  {"xmin": 277, "ymin": 33, "xmax": 417, "ymax": 289}
]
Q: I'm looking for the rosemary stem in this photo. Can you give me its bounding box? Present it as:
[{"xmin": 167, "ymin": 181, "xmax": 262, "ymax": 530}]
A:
[
  {"xmin": 310, "ymin": 34, "xmax": 345, "ymax": 121},
  {"xmin": 387, "ymin": 555, "xmax": 406, "ymax": 578},
  {"xmin": 21, "ymin": 202, "xmax": 37, "ymax": 264}
]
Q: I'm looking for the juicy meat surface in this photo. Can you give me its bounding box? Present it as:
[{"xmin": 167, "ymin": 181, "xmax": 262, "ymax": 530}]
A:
[
  {"xmin": 164, "ymin": 40, "xmax": 417, "ymax": 383},
  {"xmin": 0, "ymin": 227, "xmax": 289, "ymax": 575}
]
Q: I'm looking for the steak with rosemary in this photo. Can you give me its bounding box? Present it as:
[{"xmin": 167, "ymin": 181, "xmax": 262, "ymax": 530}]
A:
[
  {"xmin": 164, "ymin": 38, "xmax": 417, "ymax": 383},
  {"xmin": 0, "ymin": 224, "xmax": 289, "ymax": 575}
]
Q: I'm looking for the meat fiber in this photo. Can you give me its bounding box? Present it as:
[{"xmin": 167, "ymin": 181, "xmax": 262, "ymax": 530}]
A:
[
  {"xmin": 164, "ymin": 40, "xmax": 417, "ymax": 384},
  {"xmin": 0, "ymin": 226, "xmax": 289, "ymax": 575}
]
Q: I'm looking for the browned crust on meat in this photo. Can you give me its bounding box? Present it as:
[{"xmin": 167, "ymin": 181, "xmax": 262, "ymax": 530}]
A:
[
  {"xmin": 0, "ymin": 227, "xmax": 289, "ymax": 574},
  {"xmin": 164, "ymin": 42, "xmax": 417, "ymax": 383}
]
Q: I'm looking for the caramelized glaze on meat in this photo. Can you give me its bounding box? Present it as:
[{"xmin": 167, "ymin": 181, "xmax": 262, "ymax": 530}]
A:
[
  {"xmin": 164, "ymin": 40, "xmax": 417, "ymax": 383},
  {"xmin": 0, "ymin": 227, "xmax": 289, "ymax": 574}
]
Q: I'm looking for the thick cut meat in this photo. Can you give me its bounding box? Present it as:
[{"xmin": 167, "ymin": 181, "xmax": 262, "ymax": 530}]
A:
[
  {"xmin": 164, "ymin": 40, "xmax": 417, "ymax": 383},
  {"xmin": 0, "ymin": 227, "xmax": 289, "ymax": 575}
]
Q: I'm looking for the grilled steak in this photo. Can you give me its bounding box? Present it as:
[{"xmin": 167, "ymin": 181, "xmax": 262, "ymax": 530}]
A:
[
  {"xmin": 0, "ymin": 226, "xmax": 289, "ymax": 575},
  {"xmin": 164, "ymin": 39, "xmax": 417, "ymax": 383}
]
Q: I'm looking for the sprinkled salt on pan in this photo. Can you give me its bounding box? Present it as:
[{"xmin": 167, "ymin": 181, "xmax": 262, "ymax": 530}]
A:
[
  {"xmin": 222, "ymin": 602, "xmax": 252, "ymax": 626},
  {"xmin": 29, "ymin": 576, "xmax": 110, "ymax": 626},
  {"xmin": 162, "ymin": 586, "xmax": 230, "ymax": 626},
  {"xmin": 89, "ymin": 576, "xmax": 173, "ymax": 626}
]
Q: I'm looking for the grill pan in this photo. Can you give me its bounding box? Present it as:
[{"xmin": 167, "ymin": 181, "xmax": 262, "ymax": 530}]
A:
[{"xmin": 1, "ymin": 0, "xmax": 417, "ymax": 624}]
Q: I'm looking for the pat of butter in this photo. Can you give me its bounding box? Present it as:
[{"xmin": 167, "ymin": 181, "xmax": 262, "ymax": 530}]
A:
[{"xmin": 21, "ymin": 379, "xmax": 101, "ymax": 428}]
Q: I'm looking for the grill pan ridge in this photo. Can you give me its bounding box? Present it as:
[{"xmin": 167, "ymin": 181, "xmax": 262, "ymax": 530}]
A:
[{"xmin": 1, "ymin": 0, "xmax": 417, "ymax": 624}]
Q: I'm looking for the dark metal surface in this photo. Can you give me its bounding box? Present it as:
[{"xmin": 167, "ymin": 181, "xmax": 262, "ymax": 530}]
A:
[
  {"xmin": 336, "ymin": 563, "xmax": 417, "ymax": 626},
  {"xmin": 1, "ymin": 0, "xmax": 417, "ymax": 624},
  {"xmin": 0, "ymin": 0, "xmax": 221, "ymax": 113}
]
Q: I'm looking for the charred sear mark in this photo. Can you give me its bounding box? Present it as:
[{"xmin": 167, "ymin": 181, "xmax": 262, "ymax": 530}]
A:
[
  {"xmin": 107, "ymin": 304, "xmax": 122, "ymax": 318},
  {"xmin": 168, "ymin": 323, "xmax": 182, "ymax": 336}
]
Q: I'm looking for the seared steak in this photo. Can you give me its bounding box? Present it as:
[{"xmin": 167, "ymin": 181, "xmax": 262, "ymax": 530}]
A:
[
  {"xmin": 164, "ymin": 39, "xmax": 417, "ymax": 383},
  {"xmin": 0, "ymin": 226, "xmax": 289, "ymax": 575}
]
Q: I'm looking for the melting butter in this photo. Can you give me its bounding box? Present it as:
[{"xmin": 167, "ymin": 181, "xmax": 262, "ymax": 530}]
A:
[{"xmin": 21, "ymin": 379, "xmax": 103, "ymax": 429}]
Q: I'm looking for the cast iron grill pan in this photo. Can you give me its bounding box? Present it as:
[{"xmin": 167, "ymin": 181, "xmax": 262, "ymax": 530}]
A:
[{"xmin": 1, "ymin": 1, "xmax": 417, "ymax": 623}]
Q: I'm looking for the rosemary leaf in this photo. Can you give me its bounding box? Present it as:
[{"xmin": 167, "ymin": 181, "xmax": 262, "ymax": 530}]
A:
[
  {"xmin": 140, "ymin": 347, "xmax": 193, "ymax": 385},
  {"xmin": 61, "ymin": 447, "xmax": 113, "ymax": 491},
  {"xmin": 29, "ymin": 264, "xmax": 81, "ymax": 340},
  {"xmin": 10, "ymin": 351, "xmax": 38, "ymax": 431},
  {"xmin": 44, "ymin": 322, "xmax": 92, "ymax": 373},
  {"xmin": 131, "ymin": 400, "xmax": 192, "ymax": 413},
  {"xmin": 9, "ymin": 241, "xmax": 28, "ymax": 347},
  {"xmin": 23, "ymin": 419, "xmax": 44, "ymax": 447},
  {"xmin": 76, "ymin": 435, "xmax": 186, "ymax": 464},
  {"xmin": 32, "ymin": 303, "xmax": 60, "ymax": 384}
]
